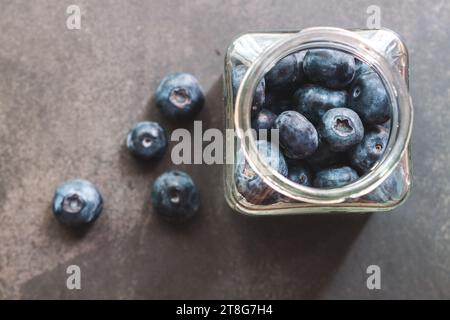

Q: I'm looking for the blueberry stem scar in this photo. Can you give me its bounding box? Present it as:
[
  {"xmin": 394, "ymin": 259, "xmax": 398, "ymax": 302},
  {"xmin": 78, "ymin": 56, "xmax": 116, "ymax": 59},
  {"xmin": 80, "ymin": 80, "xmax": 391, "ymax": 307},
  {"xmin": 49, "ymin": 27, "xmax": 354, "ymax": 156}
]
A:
[
  {"xmin": 169, "ymin": 187, "xmax": 181, "ymax": 204},
  {"xmin": 170, "ymin": 87, "xmax": 191, "ymax": 108},
  {"xmin": 62, "ymin": 193, "xmax": 84, "ymax": 214},
  {"xmin": 334, "ymin": 118, "xmax": 353, "ymax": 134},
  {"xmin": 142, "ymin": 136, "xmax": 153, "ymax": 148}
]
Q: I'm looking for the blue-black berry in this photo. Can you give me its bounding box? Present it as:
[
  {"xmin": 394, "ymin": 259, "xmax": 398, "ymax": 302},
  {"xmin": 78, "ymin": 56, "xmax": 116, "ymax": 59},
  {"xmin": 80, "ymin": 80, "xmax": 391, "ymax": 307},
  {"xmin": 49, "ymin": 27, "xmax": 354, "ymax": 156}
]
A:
[
  {"xmin": 151, "ymin": 171, "xmax": 200, "ymax": 223},
  {"xmin": 126, "ymin": 121, "xmax": 167, "ymax": 160},
  {"xmin": 155, "ymin": 73, "xmax": 204, "ymax": 120}
]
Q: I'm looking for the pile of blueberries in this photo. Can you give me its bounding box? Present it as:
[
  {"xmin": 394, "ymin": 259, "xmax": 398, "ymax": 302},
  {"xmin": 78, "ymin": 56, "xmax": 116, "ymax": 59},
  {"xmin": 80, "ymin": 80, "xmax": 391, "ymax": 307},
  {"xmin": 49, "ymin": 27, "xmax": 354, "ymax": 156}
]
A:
[
  {"xmin": 51, "ymin": 47, "xmax": 398, "ymax": 223},
  {"xmin": 233, "ymin": 48, "xmax": 392, "ymax": 204},
  {"xmin": 53, "ymin": 73, "xmax": 205, "ymax": 226}
]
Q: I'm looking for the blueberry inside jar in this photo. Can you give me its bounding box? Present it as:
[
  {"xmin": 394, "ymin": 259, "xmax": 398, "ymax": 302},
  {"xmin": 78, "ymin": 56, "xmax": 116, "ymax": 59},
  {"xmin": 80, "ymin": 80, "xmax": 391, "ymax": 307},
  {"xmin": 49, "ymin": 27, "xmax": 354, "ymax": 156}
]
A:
[{"xmin": 226, "ymin": 28, "xmax": 413, "ymax": 214}]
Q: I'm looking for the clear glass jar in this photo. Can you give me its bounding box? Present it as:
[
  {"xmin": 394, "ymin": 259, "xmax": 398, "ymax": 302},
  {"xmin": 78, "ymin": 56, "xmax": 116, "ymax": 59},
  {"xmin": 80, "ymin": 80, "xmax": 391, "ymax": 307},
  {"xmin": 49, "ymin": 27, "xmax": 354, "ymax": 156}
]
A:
[{"xmin": 223, "ymin": 27, "xmax": 413, "ymax": 215}]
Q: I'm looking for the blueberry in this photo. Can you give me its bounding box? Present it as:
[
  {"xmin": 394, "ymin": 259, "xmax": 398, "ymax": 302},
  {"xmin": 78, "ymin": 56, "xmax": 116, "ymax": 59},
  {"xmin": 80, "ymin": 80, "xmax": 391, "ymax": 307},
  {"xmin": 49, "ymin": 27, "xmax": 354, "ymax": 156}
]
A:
[
  {"xmin": 263, "ymin": 93, "xmax": 293, "ymax": 115},
  {"xmin": 350, "ymin": 125, "xmax": 389, "ymax": 173},
  {"xmin": 267, "ymin": 159, "xmax": 312, "ymax": 203},
  {"xmin": 274, "ymin": 111, "xmax": 319, "ymax": 160},
  {"xmin": 126, "ymin": 121, "xmax": 167, "ymax": 159},
  {"xmin": 318, "ymin": 108, "xmax": 364, "ymax": 152},
  {"xmin": 265, "ymin": 53, "xmax": 302, "ymax": 91},
  {"xmin": 151, "ymin": 171, "xmax": 200, "ymax": 223},
  {"xmin": 287, "ymin": 162, "xmax": 312, "ymax": 187},
  {"xmin": 306, "ymin": 141, "xmax": 339, "ymax": 170},
  {"xmin": 303, "ymin": 49, "xmax": 355, "ymax": 89},
  {"xmin": 354, "ymin": 59, "xmax": 373, "ymax": 79},
  {"xmin": 232, "ymin": 64, "xmax": 265, "ymax": 117},
  {"xmin": 363, "ymin": 166, "xmax": 405, "ymax": 202},
  {"xmin": 155, "ymin": 73, "xmax": 204, "ymax": 120},
  {"xmin": 252, "ymin": 109, "xmax": 277, "ymax": 140},
  {"xmin": 294, "ymin": 50, "xmax": 306, "ymax": 81},
  {"xmin": 349, "ymin": 72, "xmax": 390, "ymax": 124},
  {"xmin": 293, "ymin": 84, "xmax": 348, "ymax": 124},
  {"xmin": 52, "ymin": 179, "xmax": 103, "ymax": 226},
  {"xmin": 235, "ymin": 140, "xmax": 288, "ymax": 204},
  {"xmin": 313, "ymin": 166, "xmax": 359, "ymax": 188}
]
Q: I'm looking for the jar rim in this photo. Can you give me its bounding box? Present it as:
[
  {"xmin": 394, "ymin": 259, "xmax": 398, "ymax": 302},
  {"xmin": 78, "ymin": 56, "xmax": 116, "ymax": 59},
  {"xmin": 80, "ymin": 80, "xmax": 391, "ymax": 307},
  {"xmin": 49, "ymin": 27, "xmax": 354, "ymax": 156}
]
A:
[{"xmin": 234, "ymin": 27, "xmax": 413, "ymax": 204}]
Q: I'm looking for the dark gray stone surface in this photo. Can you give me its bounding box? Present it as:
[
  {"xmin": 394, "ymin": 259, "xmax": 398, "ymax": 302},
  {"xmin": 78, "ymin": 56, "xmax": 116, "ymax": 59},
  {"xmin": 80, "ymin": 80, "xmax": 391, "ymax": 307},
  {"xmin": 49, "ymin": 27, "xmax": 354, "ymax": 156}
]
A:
[{"xmin": 0, "ymin": 0, "xmax": 449, "ymax": 299}]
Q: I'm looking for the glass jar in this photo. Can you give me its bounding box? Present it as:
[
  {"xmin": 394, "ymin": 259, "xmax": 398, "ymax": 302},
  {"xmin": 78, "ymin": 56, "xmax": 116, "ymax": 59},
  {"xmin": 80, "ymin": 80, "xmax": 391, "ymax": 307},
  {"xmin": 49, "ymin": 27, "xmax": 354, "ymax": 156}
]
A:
[{"xmin": 223, "ymin": 27, "xmax": 413, "ymax": 215}]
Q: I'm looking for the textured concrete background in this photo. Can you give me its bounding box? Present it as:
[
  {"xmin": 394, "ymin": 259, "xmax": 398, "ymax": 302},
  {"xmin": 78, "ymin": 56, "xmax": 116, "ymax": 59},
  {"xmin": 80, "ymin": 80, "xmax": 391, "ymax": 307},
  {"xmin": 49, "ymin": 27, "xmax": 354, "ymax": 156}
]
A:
[{"xmin": 0, "ymin": 0, "xmax": 449, "ymax": 299}]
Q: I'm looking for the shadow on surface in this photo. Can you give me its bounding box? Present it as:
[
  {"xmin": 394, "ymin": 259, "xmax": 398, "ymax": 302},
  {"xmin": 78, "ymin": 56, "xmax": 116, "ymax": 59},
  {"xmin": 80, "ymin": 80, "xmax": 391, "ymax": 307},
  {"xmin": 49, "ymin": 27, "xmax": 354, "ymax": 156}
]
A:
[
  {"xmin": 230, "ymin": 212, "xmax": 370, "ymax": 299},
  {"xmin": 44, "ymin": 204, "xmax": 98, "ymax": 243},
  {"xmin": 22, "ymin": 75, "xmax": 369, "ymax": 299},
  {"xmin": 23, "ymin": 211, "xmax": 370, "ymax": 299}
]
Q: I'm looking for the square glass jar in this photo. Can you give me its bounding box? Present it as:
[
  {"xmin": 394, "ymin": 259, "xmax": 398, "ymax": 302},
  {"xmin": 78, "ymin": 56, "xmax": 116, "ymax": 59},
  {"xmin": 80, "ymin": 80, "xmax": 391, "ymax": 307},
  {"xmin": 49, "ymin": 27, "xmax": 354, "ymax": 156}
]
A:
[{"xmin": 223, "ymin": 27, "xmax": 413, "ymax": 215}]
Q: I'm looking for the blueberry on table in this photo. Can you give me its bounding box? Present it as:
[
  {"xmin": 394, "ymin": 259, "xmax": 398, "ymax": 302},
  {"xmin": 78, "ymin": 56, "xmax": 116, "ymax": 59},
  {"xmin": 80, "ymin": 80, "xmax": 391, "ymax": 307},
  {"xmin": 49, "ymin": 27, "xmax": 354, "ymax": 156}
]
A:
[
  {"xmin": 274, "ymin": 111, "xmax": 319, "ymax": 160},
  {"xmin": 126, "ymin": 121, "xmax": 167, "ymax": 160},
  {"xmin": 313, "ymin": 166, "xmax": 359, "ymax": 188},
  {"xmin": 252, "ymin": 109, "xmax": 277, "ymax": 139},
  {"xmin": 265, "ymin": 53, "xmax": 300, "ymax": 91},
  {"xmin": 232, "ymin": 64, "xmax": 265, "ymax": 117},
  {"xmin": 235, "ymin": 140, "xmax": 288, "ymax": 204},
  {"xmin": 294, "ymin": 84, "xmax": 348, "ymax": 124},
  {"xmin": 52, "ymin": 179, "xmax": 103, "ymax": 226},
  {"xmin": 155, "ymin": 73, "xmax": 204, "ymax": 120},
  {"xmin": 286, "ymin": 162, "xmax": 312, "ymax": 187},
  {"xmin": 350, "ymin": 125, "xmax": 389, "ymax": 173},
  {"xmin": 303, "ymin": 49, "xmax": 355, "ymax": 89},
  {"xmin": 151, "ymin": 171, "xmax": 200, "ymax": 223},
  {"xmin": 349, "ymin": 72, "xmax": 390, "ymax": 124},
  {"xmin": 318, "ymin": 107, "xmax": 364, "ymax": 152}
]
